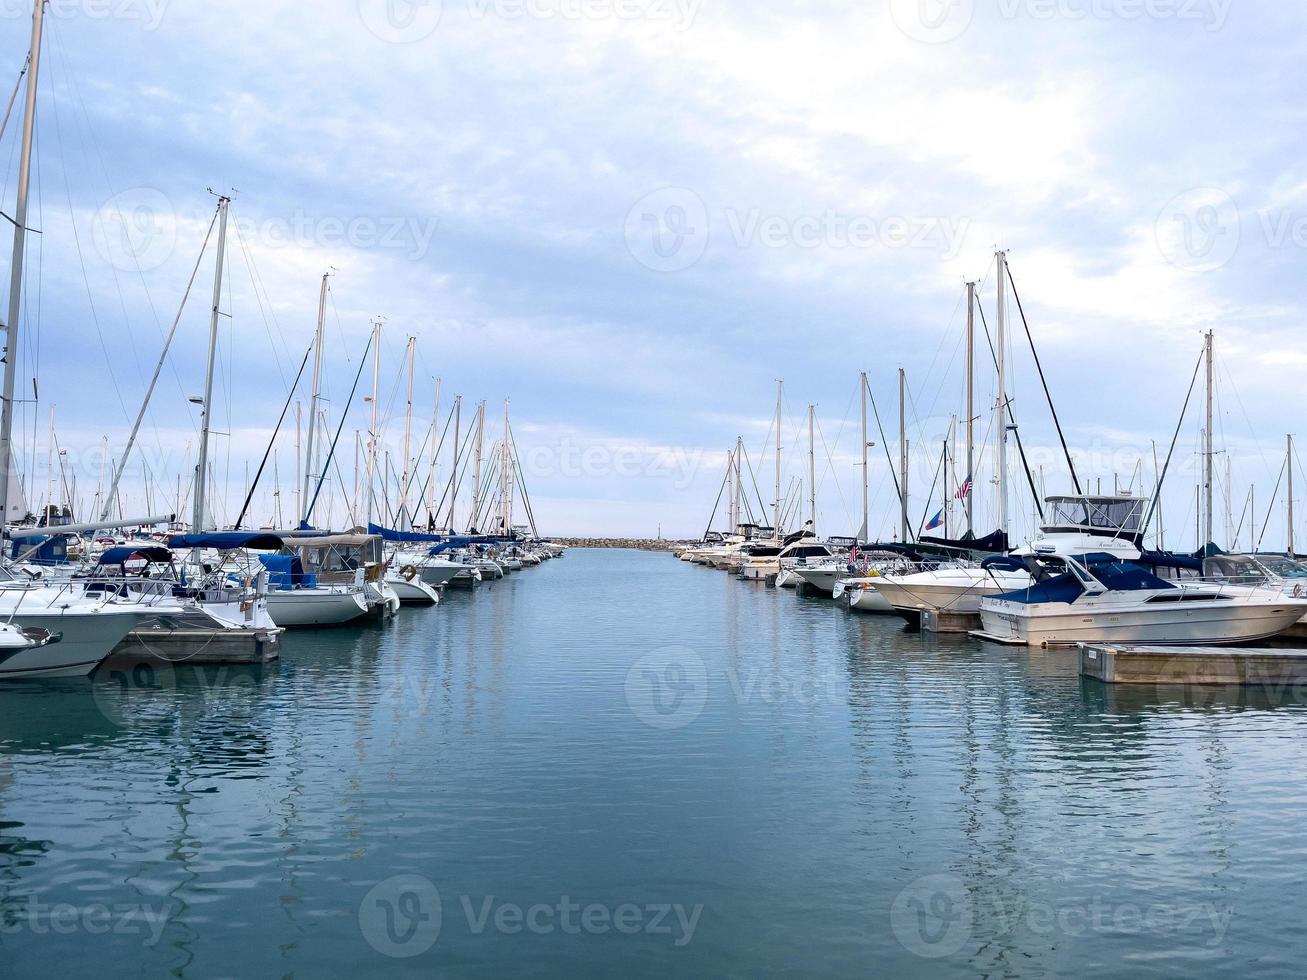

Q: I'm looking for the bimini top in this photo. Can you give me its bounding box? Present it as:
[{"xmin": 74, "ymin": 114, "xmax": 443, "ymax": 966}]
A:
[
  {"xmin": 169, "ymin": 531, "xmax": 284, "ymax": 551},
  {"xmin": 96, "ymin": 545, "xmax": 173, "ymax": 566}
]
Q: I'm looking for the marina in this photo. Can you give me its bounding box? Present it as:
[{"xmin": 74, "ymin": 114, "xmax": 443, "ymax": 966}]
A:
[{"xmin": 0, "ymin": 1, "xmax": 1305, "ymax": 977}]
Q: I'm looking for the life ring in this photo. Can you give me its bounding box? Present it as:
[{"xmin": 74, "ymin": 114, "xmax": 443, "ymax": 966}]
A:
[{"xmin": 401, "ymin": 565, "xmax": 418, "ymax": 582}]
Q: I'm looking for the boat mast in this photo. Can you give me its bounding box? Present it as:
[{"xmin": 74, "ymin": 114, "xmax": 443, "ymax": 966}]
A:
[
  {"xmin": 1203, "ymin": 329, "xmax": 1214, "ymax": 549},
  {"xmin": 1289, "ymin": 433, "xmax": 1296, "ymax": 557},
  {"xmin": 300, "ymin": 272, "xmax": 329, "ymax": 524},
  {"xmin": 192, "ymin": 194, "xmax": 230, "ymax": 532},
  {"xmin": 504, "ymin": 401, "xmax": 515, "ymax": 534},
  {"xmin": 774, "ymin": 380, "xmax": 782, "ymax": 536},
  {"xmin": 365, "ymin": 319, "xmax": 381, "ymax": 527},
  {"xmin": 426, "ymin": 379, "xmax": 440, "ymax": 529},
  {"xmin": 724, "ymin": 449, "xmax": 735, "ymax": 532},
  {"xmin": 0, "ymin": 0, "xmax": 43, "ymax": 530},
  {"xmin": 898, "ymin": 367, "xmax": 908, "ymax": 542},
  {"xmin": 734, "ymin": 435, "xmax": 743, "ymax": 533},
  {"xmin": 471, "ymin": 400, "xmax": 485, "ymax": 532},
  {"xmin": 398, "ymin": 335, "xmax": 415, "ymax": 527},
  {"xmin": 965, "ymin": 280, "xmax": 975, "ymax": 535},
  {"xmin": 499, "ymin": 399, "xmax": 511, "ymax": 534},
  {"xmin": 995, "ymin": 249, "xmax": 1010, "ymax": 537},
  {"xmin": 859, "ymin": 371, "xmax": 869, "ymax": 542},
  {"xmin": 807, "ymin": 403, "xmax": 815, "ymax": 530},
  {"xmin": 446, "ymin": 394, "xmax": 461, "ymax": 531}
]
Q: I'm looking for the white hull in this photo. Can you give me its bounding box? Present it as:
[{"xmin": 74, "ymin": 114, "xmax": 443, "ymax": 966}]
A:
[
  {"xmin": 0, "ymin": 605, "xmax": 143, "ymax": 678},
  {"xmin": 848, "ymin": 587, "xmax": 894, "ymax": 614},
  {"xmin": 774, "ymin": 568, "xmax": 803, "ymax": 588},
  {"xmin": 798, "ymin": 568, "xmax": 846, "ymax": 594},
  {"xmin": 266, "ymin": 588, "xmax": 369, "ymax": 627},
  {"xmin": 387, "ymin": 575, "xmax": 441, "ymax": 605},
  {"xmin": 873, "ymin": 570, "xmax": 1031, "ymax": 617},
  {"xmin": 979, "ymin": 594, "xmax": 1307, "ymax": 647}
]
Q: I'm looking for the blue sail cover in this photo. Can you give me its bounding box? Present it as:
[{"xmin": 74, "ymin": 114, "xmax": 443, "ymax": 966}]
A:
[
  {"xmin": 169, "ymin": 531, "xmax": 284, "ymax": 551},
  {"xmin": 367, "ymin": 523, "xmax": 449, "ymax": 543},
  {"xmin": 97, "ymin": 546, "xmax": 173, "ymax": 566}
]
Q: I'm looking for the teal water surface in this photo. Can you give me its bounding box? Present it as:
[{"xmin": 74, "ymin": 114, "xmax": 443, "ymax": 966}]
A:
[{"xmin": 2, "ymin": 548, "xmax": 1307, "ymax": 977}]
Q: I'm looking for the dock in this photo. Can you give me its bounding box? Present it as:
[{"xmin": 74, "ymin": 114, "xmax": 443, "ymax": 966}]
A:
[
  {"xmin": 1079, "ymin": 643, "xmax": 1307, "ymax": 685},
  {"xmin": 111, "ymin": 627, "xmax": 281, "ymax": 665},
  {"xmin": 921, "ymin": 609, "xmax": 982, "ymax": 633}
]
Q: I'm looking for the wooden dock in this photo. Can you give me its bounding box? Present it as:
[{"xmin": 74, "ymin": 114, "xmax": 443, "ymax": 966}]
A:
[{"xmin": 1079, "ymin": 643, "xmax": 1307, "ymax": 685}]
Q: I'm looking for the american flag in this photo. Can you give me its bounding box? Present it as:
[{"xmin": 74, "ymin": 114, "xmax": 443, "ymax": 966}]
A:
[{"xmin": 954, "ymin": 475, "xmax": 972, "ymax": 500}]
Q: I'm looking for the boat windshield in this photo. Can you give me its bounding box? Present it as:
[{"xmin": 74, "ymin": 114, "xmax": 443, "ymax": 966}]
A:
[
  {"xmin": 1256, "ymin": 556, "xmax": 1307, "ymax": 579},
  {"xmin": 1045, "ymin": 496, "xmax": 1146, "ymax": 534},
  {"xmin": 1204, "ymin": 554, "xmax": 1273, "ymax": 585}
]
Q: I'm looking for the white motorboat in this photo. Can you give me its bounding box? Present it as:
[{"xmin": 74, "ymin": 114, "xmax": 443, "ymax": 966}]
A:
[
  {"xmin": 847, "ymin": 581, "xmax": 895, "ymax": 613},
  {"xmin": 0, "ymin": 583, "xmax": 164, "ymax": 678},
  {"xmin": 976, "ymin": 551, "xmax": 1307, "ymax": 647},
  {"xmin": 265, "ymin": 585, "xmax": 369, "ymax": 627}
]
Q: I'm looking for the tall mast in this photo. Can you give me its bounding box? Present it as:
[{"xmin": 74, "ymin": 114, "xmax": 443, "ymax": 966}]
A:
[
  {"xmin": 426, "ymin": 379, "xmax": 440, "ymax": 529},
  {"xmin": 965, "ymin": 280, "xmax": 975, "ymax": 535},
  {"xmin": 364, "ymin": 319, "xmax": 381, "ymax": 527},
  {"xmin": 734, "ymin": 436, "xmax": 743, "ymax": 533},
  {"xmin": 774, "ymin": 380, "xmax": 782, "ymax": 536},
  {"xmin": 0, "ymin": 0, "xmax": 43, "ymax": 529},
  {"xmin": 471, "ymin": 400, "xmax": 485, "ymax": 532},
  {"xmin": 1289, "ymin": 433, "xmax": 1296, "ymax": 557},
  {"xmin": 499, "ymin": 399, "xmax": 511, "ymax": 533},
  {"xmin": 398, "ymin": 335, "xmax": 415, "ymax": 527},
  {"xmin": 725, "ymin": 449, "xmax": 735, "ymax": 532},
  {"xmin": 995, "ymin": 249, "xmax": 1010, "ymax": 536},
  {"xmin": 899, "ymin": 367, "xmax": 908, "ymax": 542},
  {"xmin": 446, "ymin": 395, "xmax": 461, "ymax": 531},
  {"xmin": 300, "ymin": 272, "xmax": 329, "ymax": 524},
  {"xmin": 192, "ymin": 194, "xmax": 230, "ymax": 532},
  {"xmin": 807, "ymin": 404, "xmax": 816, "ymax": 529},
  {"xmin": 859, "ymin": 372, "xmax": 869, "ymax": 542},
  {"xmin": 504, "ymin": 401, "xmax": 515, "ymax": 534},
  {"xmin": 1203, "ymin": 329, "xmax": 1214, "ymax": 548}
]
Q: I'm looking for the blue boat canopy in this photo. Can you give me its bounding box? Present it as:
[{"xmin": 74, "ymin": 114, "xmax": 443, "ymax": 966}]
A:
[
  {"xmin": 96, "ymin": 545, "xmax": 173, "ymax": 566},
  {"xmin": 257, "ymin": 553, "xmax": 313, "ymax": 590},
  {"xmin": 169, "ymin": 531, "xmax": 284, "ymax": 551}
]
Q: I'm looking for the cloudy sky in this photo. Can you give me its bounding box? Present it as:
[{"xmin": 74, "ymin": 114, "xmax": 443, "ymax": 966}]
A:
[{"xmin": 2, "ymin": 0, "xmax": 1305, "ymax": 543}]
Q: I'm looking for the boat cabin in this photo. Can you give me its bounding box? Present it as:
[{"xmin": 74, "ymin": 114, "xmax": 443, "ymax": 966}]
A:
[{"xmin": 1040, "ymin": 495, "xmax": 1148, "ymax": 545}]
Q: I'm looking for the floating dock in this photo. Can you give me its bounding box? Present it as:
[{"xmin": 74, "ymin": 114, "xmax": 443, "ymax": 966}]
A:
[
  {"xmin": 921, "ymin": 609, "xmax": 982, "ymax": 633},
  {"xmin": 1079, "ymin": 643, "xmax": 1307, "ymax": 685},
  {"xmin": 111, "ymin": 627, "xmax": 281, "ymax": 665}
]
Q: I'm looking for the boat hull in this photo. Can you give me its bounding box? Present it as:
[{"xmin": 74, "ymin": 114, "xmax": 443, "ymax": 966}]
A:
[
  {"xmin": 848, "ymin": 587, "xmax": 894, "ymax": 614},
  {"xmin": 0, "ymin": 607, "xmax": 143, "ymax": 678},
  {"xmin": 266, "ymin": 589, "xmax": 369, "ymax": 627},
  {"xmin": 978, "ymin": 595, "xmax": 1307, "ymax": 647}
]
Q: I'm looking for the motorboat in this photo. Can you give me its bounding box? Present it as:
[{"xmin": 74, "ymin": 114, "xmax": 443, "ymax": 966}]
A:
[
  {"xmin": 976, "ymin": 550, "xmax": 1307, "ymax": 647},
  {"xmin": 874, "ymin": 495, "xmax": 1148, "ymax": 623}
]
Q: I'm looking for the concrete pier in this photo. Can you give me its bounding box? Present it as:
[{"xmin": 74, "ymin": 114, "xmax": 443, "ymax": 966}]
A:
[{"xmin": 1079, "ymin": 643, "xmax": 1307, "ymax": 685}]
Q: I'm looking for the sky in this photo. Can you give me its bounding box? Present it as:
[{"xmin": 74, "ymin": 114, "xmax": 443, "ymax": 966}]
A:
[{"xmin": 1, "ymin": 0, "xmax": 1306, "ymax": 545}]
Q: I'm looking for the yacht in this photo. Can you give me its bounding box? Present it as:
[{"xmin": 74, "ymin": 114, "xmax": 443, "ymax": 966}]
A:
[
  {"xmin": 873, "ymin": 496, "xmax": 1146, "ymax": 623},
  {"xmin": 976, "ymin": 550, "xmax": 1307, "ymax": 647}
]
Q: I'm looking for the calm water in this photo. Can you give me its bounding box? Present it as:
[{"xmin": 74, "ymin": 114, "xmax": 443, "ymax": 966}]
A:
[{"xmin": 2, "ymin": 548, "xmax": 1307, "ymax": 977}]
